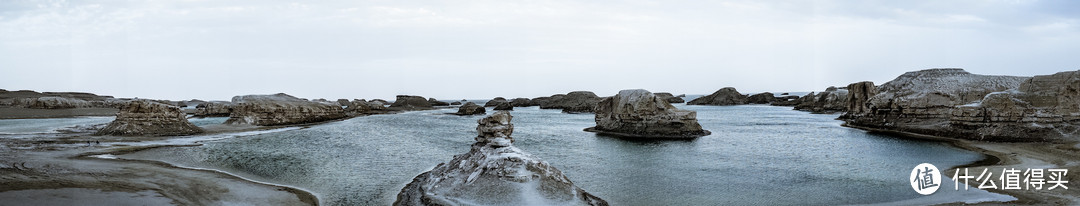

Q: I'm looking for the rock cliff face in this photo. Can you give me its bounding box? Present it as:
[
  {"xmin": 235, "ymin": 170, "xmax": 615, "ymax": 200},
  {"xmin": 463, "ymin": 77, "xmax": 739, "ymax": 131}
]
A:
[
  {"xmin": 945, "ymin": 70, "xmax": 1080, "ymax": 141},
  {"xmin": 844, "ymin": 81, "xmax": 877, "ymax": 115},
  {"xmin": 654, "ymin": 92, "xmax": 685, "ymax": 103},
  {"xmin": 223, "ymin": 93, "xmax": 347, "ymax": 126},
  {"xmin": 585, "ymin": 89, "xmax": 710, "ymax": 139},
  {"xmin": 863, "ymin": 68, "xmax": 1027, "ymax": 118},
  {"xmin": 95, "ymin": 100, "xmax": 203, "ymax": 136},
  {"xmin": 539, "ymin": 91, "xmax": 603, "ymax": 113},
  {"xmin": 395, "ymin": 111, "xmax": 608, "ymax": 206},
  {"xmin": 428, "ymin": 98, "xmax": 450, "ymax": 106},
  {"xmin": 454, "ymin": 102, "xmax": 486, "ymax": 115},
  {"xmin": 687, "ymin": 87, "xmax": 747, "ymax": 105},
  {"xmin": 194, "ymin": 101, "xmax": 233, "ymax": 117},
  {"xmin": 793, "ymin": 87, "xmax": 849, "ymax": 113},
  {"xmin": 484, "ymin": 97, "xmax": 508, "ymax": 107},
  {"xmin": 389, "ymin": 95, "xmax": 434, "ymax": 110},
  {"xmin": 840, "ymin": 68, "xmax": 1052, "ymax": 141},
  {"xmin": 746, "ymin": 92, "xmax": 775, "ymax": 104}
]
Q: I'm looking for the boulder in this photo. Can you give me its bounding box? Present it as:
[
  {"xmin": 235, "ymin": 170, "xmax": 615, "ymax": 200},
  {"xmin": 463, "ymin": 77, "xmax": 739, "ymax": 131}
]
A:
[
  {"xmin": 394, "ymin": 111, "xmax": 608, "ymax": 206},
  {"xmin": 539, "ymin": 91, "xmax": 602, "ymax": 113},
  {"xmin": 194, "ymin": 101, "xmax": 233, "ymax": 117},
  {"xmin": 454, "ymin": 102, "xmax": 486, "ymax": 115},
  {"xmin": 95, "ymin": 100, "xmax": 203, "ymax": 136},
  {"xmin": 428, "ymin": 98, "xmax": 450, "ymax": 106},
  {"xmin": 484, "ymin": 97, "xmax": 508, "ymax": 107},
  {"xmin": 493, "ymin": 102, "xmax": 513, "ymax": 111},
  {"xmin": 585, "ymin": 89, "xmax": 710, "ymax": 139},
  {"xmin": 746, "ymin": 92, "xmax": 775, "ymax": 104},
  {"xmin": 654, "ymin": 92, "xmax": 685, "ymax": 103},
  {"xmin": 687, "ymin": 87, "xmax": 747, "ymax": 105},
  {"xmin": 450, "ymin": 101, "xmax": 462, "ymax": 105},
  {"xmin": 223, "ymin": 93, "xmax": 347, "ymax": 126},
  {"xmin": 389, "ymin": 95, "xmax": 434, "ymax": 110}
]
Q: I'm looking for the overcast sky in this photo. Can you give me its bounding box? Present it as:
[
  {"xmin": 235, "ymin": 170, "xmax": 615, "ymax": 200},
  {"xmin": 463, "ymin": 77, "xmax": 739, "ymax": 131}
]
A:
[{"xmin": 1, "ymin": 0, "xmax": 1078, "ymax": 101}]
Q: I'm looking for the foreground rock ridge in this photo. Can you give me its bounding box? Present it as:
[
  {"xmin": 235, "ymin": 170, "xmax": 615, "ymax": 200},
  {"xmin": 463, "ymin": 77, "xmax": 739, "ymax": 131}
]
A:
[
  {"xmin": 839, "ymin": 68, "xmax": 1080, "ymax": 141},
  {"xmin": 223, "ymin": 93, "xmax": 347, "ymax": 126},
  {"xmin": 95, "ymin": 100, "xmax": 204, "ymax": 136},
  {"xmin": 586, "ymin": 89, "xmax": 710, "ymax": 139},
  {"xmin": 395, "ymin": 111, "xmax": 609, "ymax": 206}
]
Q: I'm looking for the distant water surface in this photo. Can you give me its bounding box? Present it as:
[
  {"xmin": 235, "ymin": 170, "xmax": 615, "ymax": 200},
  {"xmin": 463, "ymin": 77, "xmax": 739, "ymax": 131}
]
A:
[{"xmin": 118, "ymin": 105, "xmax": 993, "ymax": 205}]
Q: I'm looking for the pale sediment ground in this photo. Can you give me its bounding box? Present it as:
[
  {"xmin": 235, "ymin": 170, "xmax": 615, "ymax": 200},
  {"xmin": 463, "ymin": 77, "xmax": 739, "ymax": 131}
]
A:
[
  {"xmin": 943, "ymin": 141, "xmax": 1080, "ymax": 205},
  {"xmin": 0, "ymin": 124, "xmax": 318, "ymax": 206},
  {"xmin": 845, "ymin": 124, "xmax": 1080, "ymax": 205}
]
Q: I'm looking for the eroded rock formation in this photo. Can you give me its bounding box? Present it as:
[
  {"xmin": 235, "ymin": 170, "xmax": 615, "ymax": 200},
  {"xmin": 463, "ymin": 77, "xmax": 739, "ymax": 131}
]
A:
[
  {"xmin": 747, "ymin": 92, "xmax": 775, "ymax": 104},
  {"xmin": 687, "ymin": 87, "xmax": 747, "ymax": 105},
  {"xmin": 494, "ymin": 102, "xmax": 513, "ymax": 111},
  {"xmin": 654, "ymin": 92, "xmax": 685, "ymax": 103},
  {"xmin": 194, "ymin": 101, "xmax": 233, "ymax": 117},
  {"xmin": 484, "ymin": 97, "xmax": 508, "ymax": 107},
  {"xmin": 95, "ymin": 100, "xmax": 203, "ymax": 136},
  {"xmin": 454, "ymin": 102, "xmax": 486, "ymax": 116},
  {"xmin": 539, "ymin": 91, "xmax": 603, "ymax": 113},
  {"xmin": 585, "ymin": 89, "xmax": 710, "ymax": 139},
  {"xmin": 840, "ymin": 68, "xmax": 1049, "ymax": 141},
  {"xmin": 793, "ymin": 87, "xmax": 849, "ymax": 113},
  {"xmin": 389, "ymin": 95, "xmax": 433, "ymax": 110},
  {"xmin": 428, "ymin": 98, "xmax": 450, "ymax": 106},
  {"xmin": 395, "ymin": 111, "xmax": 608, "ymax": 206},
  {"xmin": 510, "ymin": 98, "xmax": 534, "ymax": 107},
  {"xmin": 224, "ymin": 93, "xmax": 347, "ymax": 126}
]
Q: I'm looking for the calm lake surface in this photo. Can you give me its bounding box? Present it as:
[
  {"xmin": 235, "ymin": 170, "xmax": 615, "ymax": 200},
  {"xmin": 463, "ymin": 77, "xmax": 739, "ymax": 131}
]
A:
[{"xmin": 116, "ymin": 104, "xmax": 988, "ymax": 205}]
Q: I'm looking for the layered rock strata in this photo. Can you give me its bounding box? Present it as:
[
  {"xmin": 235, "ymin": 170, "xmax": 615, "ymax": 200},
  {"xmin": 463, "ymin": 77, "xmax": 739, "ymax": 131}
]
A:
[
  {"xmin": 585, "ymin": 89, "xmax": 711, "ymax": 139},
  {"xmin": 95, "ymin": 100, "xmax": 203, "ymax": 136}
]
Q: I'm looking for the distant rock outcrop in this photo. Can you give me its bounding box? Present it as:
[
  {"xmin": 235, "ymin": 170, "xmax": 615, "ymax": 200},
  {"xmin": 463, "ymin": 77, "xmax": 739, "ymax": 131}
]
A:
[
  {"xmin": 395, "ymin": 111, "xmax": 608, "ymax": 206},
  {"xmin": 95, "ymin": 100, "xmax": 203, "ymax": 136},
  {"xmin": 510, "ymin": 98, "xmax": 534, "ymax": 107},
  {"xmin": 370, "ymin": 99, "xmax": 390, "ymax": 105},
  {"xmin": 746, "ymin": 92, "xmax": 775, "ymax": 104},
  {"xmin": 389, "ymin": 95, "xmax": 433, "ymax": 110},
  {"xmin": 428, "ymin": 98, "xmax": 450, "ymax": 106},
  {"xmin": 450, "ymin": 101, "xmax": 462, "ymax": 106},
  {"xmin": 194, "ymin": 101, "xmax": 233, "ymax": 117},
  {"xmin": 223, "ymin": 93, "xmax": 347, "ymax": 126},
  {"xmin": 793, "ymin": 87, "xmax": 849, "ymax": 113},
  {"xmin": 654, "ymin": 92, "xmax": 685, "ymax": 103},
  {"xmin": 539, "ymin": 91, "xmax": 603, "ymax": 113},
  {"xmin": 841, "ymin": 68, "xmax": 1042, "ymax": 141},
  {"xmin": 494, "ymin": 102, "xmax": 513, "ymax": 111},
  {"xmin": 585, "ymin": 89, "xmax": 710, "ymax": 139},
  {"xmin": 0, "ymin": 90, "xmax": 119, "ymax": 108},
  {"xmin": 454, "ymin": 102, "xmax": 486, "ymax": 115},
  {"xmin": 687, "ymin": 87, "xmax": 747, "ymax": 105},
  {"xmin": 484, "ymin": 97, "xmax": 508, "ymax": 107}
]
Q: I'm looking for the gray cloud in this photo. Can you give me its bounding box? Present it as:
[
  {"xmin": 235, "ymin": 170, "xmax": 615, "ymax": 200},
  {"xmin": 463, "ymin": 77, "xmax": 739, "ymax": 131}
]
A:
[{"xmin": 1, "ymin": 0, "xmax": 1077, "ymax": 101}]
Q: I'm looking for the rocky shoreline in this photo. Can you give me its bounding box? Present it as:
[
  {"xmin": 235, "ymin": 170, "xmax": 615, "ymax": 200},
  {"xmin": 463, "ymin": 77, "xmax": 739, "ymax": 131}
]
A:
[{"xmin": 3, "ymin": 68, "xmax": 1079, "ymax": 205}]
